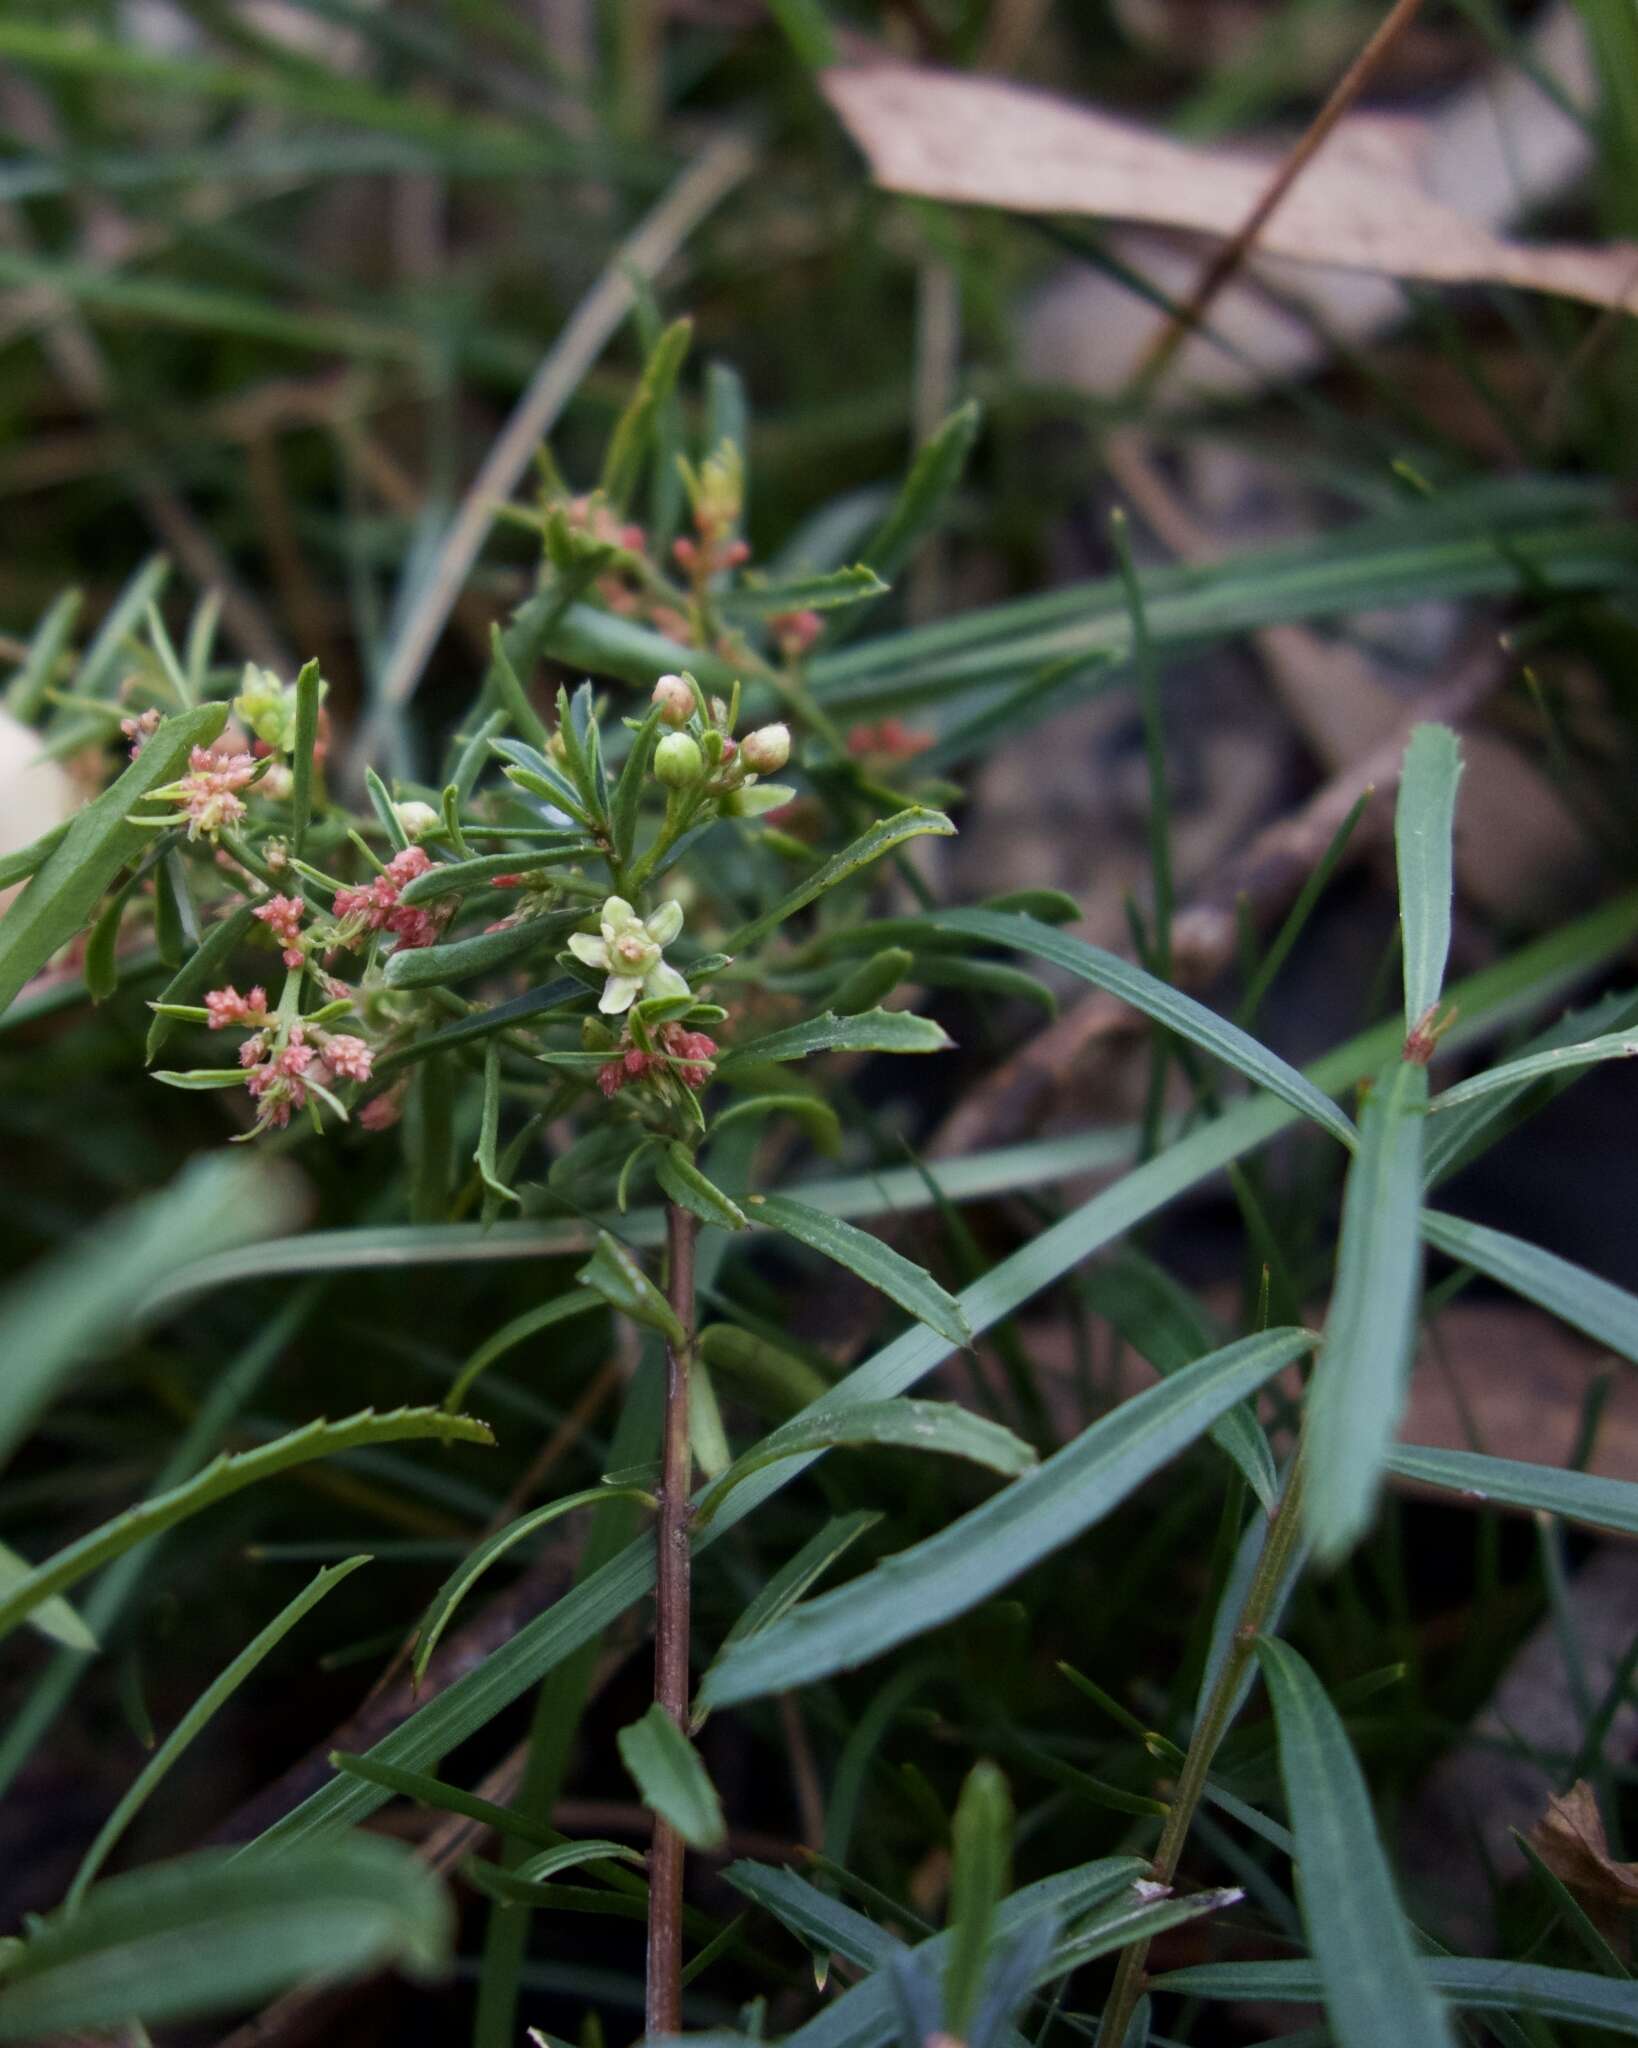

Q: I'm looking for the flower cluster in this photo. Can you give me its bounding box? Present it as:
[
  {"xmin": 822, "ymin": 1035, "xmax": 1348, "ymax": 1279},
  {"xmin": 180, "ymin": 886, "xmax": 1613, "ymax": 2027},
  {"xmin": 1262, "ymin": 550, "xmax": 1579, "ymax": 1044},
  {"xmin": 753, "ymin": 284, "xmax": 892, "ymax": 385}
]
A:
[
  {"xmin": 645, "ymin": 674, "xmax": 793, "ymax": 817},
  {"xmin": 150, "ymin": 745, "xmax": 260, "ymax": 841},
  {"xmin": 204, "ymin": 984, "xmax": 376, "ymax": 1134},
  {"xmin": 598, "ymin": 1023, "xmax": 718, "ymax": 1100},
  {"xmin": 331, "ymin": 845, "xmax": 450, "ymax": 953},
  {"xmin": 252, "ymin": 893, "xmax": 305, "ymax": 968}
]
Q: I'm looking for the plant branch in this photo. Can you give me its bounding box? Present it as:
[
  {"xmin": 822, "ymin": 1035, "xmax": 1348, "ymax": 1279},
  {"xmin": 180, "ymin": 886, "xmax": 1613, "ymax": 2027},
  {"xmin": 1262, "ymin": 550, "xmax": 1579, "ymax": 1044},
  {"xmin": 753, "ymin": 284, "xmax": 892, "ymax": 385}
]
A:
[
  {"xmin": 647, "ymin": 1199, "xmax": 699, "ymax": 2037},
  {"xmin": 1099, "ymin": 1452, "xmax": 1309, "ymax": 2043}
]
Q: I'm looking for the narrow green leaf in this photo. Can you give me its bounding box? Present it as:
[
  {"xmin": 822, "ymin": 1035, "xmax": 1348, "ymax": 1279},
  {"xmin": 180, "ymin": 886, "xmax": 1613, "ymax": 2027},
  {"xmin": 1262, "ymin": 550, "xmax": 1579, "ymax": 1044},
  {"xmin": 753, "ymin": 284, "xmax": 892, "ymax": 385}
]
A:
[
  {"xmin": 328, "ymin": 1753, "xmax": 559, "ymax": 1853},
  {"xmin": 724, "ymin": 809, "xmax": 956, "ymax": 954},
  {"xmin": 537, "ymin": 601, "xmax": 740, "ymax": 695},
  {"xmin": 719, "ymin": 565, "xmax": 888, "ymax": 620},
  {"xmin": 697, "ymin": 1398, "xmax": 1034, "ymax": 1528},
  {"xmin": 859, "ymin": 400, "xmax": 983, "ymax": 586},
  {"xmin": 716, "ymin": 1512, "xmax": 882, "ymax": 1655},
  {"xmin": 494, "ymin": 1838, "xmax": 645, "ymax": 1886},
  {"xmin": 1154, "ymin": 1955, "xmax": 1638, "ymax": 2033},
  {"xmin": 708, "ymin": 1091, "xmax": 843, "ymax": 1156},
  {"xmin": 0, "ymin": 1540, "xmax": 96, "ymax": 1653},
  {"xmin": 0, "ymin": 1153, "xmax": 300, "ymax": 1475},
  {"xmin": 829, "ymin": 948, "xmax": 913, "ymax": 1017},
  {"xmin": 0, "ymin": 820, "xmax": 71, "ymax": 893},
  {"xmin": 0, "ymin": 700, "xmax": 226, "ymax": 1015},
  {"xmin": 443, "ymin": 1293, "xmax": 603, "ymax": 1417},
  {"xmin": 945, "ymin": 1763, "xmax": 1012, "ymax": 2037},
  {"xmin": 577, "ymin": 1230, "xmax": 684, "ymax": 1346},
  {"xmin": 1303, "ymin": 1060, "xmax": 1428, "ymax": 1563},
  {"xmin": 601, "ymin": 317, "xmax": 693, "ymax": 510},
  {"xmin": 657, "ymin": 1144, "xmax": 749, "ymax": 1231},
  {"xmin": 1387, "ymin": 1443, "xmax": 1638, "ymax": 1537},
  {"xmin": 929, "ymin": 909, "xmax": 1357, "ymax": 1149},
  {"xmin": 617, "ymin": 1704, "xmax": 726, "ymax": 1850},
  {"xmin": 716, "ymin": 1007, "xmax": 952, "ymax": 1070},
  {"xmin": 83, "ymin": 864, "xmax": 144, "ymax": 1003},
  {"xmin": 1432, "ymin": 1029, "xmax": 1638, "ymax": 1111},
  {"xmin": 289, "ymin": 658, "xmax": 322, "ymax": 858},
  {"xmin": 67, "ymin": 1557, "xmax": 371, "ymax": 1911},
  {"xmin": 611, "ymin": 704, "xmax": 662, "ymax": 864},
  {"xmin": 492, "ymin": 736, "xmax": 594, "ymax": 823},
  {"xmin": 412, "ymin": 1487, "xmax": 653, "ymax": 1686},
  {"xmin": 1420, "ymin": 1209, "xmax": 1638, "ymax": 1367},
  {"xmin": 5, "ymin": 586, "xmax": 81, "ymax": 721},
  {"xmin": 1253, "ymin": 1636, "xmax": 1456, "ymax": 2048},
  {"xmin": 757, "ymin": 1194, "xmax": 970, "ymax": 1347},
  {"xmin": 0, "ymin": 1407, "xmax": 493, "ymax": 1644},
  {"xmin": 1082, "ymin": 1251, "xmax": 1276, "ymax": 1507},
  {"xmin": 1396, "ymin": 724, "xmax": 1463, "ymax": 1032},
  {"xmin": 374, "ymin": 975, "xmax": 585, "ymax": 1076},
  {"xmin": 0, "ymin": 1838, "xmax": 450, "ymax": 2037},
  {"xmin": 701, "ymin": 1329, "xmax": 1315, "ymax": 1707},
  {"xmin": 382, "ymin": 910, "xmax": 579, "ymax": 989},
  {"xmin": 76, "ymin": 554, "xmax": 170, "ymax": 700},
  {"xmin": 365, "ymin": 765, "xmax": 410, "ymax": 851}
]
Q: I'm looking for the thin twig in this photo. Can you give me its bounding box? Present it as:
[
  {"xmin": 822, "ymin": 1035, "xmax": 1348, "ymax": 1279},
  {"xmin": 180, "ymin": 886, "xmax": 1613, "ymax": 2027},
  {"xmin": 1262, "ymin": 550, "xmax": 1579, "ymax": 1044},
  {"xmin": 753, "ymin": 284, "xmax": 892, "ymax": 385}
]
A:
[
  {"xmin": 647, "ymin": 1200, "xmax": 699, "ymax": 2037},
  {"xmin": 1128, "ymin": 0, "xmax": 1428, "ymax": 398},
  {"xmin": 363, "ymin": 134, "xmax": 754, "ymax": 741}
]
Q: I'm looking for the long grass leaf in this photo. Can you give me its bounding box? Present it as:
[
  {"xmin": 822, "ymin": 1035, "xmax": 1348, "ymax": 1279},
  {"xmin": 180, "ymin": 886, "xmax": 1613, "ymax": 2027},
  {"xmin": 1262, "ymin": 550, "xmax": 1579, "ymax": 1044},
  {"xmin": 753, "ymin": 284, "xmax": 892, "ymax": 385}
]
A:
[
  {"xmin": 0, "ymin": 1154, "xmax": 300, "ymax": 1474},
  {"xmin": 756, "ymin": 1195, "xmax": 970, "ymax": 1347},
  {"xmin": 1420, "ymin": 1209, "xmax": 1638, "ymax": 1364},
  {"xmin": 0, "ymin": 1409, "xmax": 493, "ymax": 1644},
  {"xmin": 0, "ymin": 1839, "xmax": 450, "ymax": 2038},
  {"xmin": 700, "ymin": 1329, "xmax": 1315, "ymax": 1707},
  {"xmin": 1153, "ymin": 1956, "xmax": 1638, "ymax": 2033},
  {"xmin": 1396, "ymin": 724, "xmax": 1463, "ymax": 1032},
  {"xmin": 1303, "ymin": 1060, "xmax": 1428, "ymax": 1562},
  {"xmin": 1253, "ymin": 1637, "xmax": 1456, "ymax": 2048},
  {"xmin": 65, "ymin": 1557, "xmax": 371, "ymax": 1911},
  {"xmin": 1387, "ymin": 1444, "xmax": 1638, "ymax": 1536},
  {"xmin": 929, "ymin": 909, "xmax": 1357, "ymax": 1149}
]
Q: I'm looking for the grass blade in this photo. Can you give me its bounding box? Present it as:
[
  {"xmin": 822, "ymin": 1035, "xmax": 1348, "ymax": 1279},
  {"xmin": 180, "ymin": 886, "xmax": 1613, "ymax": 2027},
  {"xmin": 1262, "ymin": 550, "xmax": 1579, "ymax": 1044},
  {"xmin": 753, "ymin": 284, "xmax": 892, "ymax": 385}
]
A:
[
  {"xmin": 1303, "ymin": 1059, "xmax": 1428, "ymax": 1563},
  {"xmin": 699, "ymin": 1329, "xmax": 1315, "ymax": 1708},
  {"xmin": 412, "ymin": 1488, "xmax": 654, "ymax": 1686},
  {"xmin": 1387, "ymin": 1443, "xmax": 1638, "ymax": 1537},
  {"xmin": 0, "ymin": 1154, "xmax": 300, "ymax": 1475},
  {"xmin": 0, "ymin": 1839, "xmax": 450, "ymax": 2038},
  {"xmin": 66, "ymin": 1558, "xmax": 371, "ymax": 1911},
  {"xmin": 1253, "ymin": 1637, "xmax": 1456, "ymax": 2048},
  {"xmin": 929, "ymin": 909, "xmax": 1357, "ymax": 1149},
  {"xmin": 1154, "ymin": 1956, "xmax": 1638, "ymax": 2033},
  {"xmin": 756, "ymin": 1194, "xmax": 971, "ymax": 1348},
  {"xmin": 1396, "ymin": 724, "xmax": 1464, "ymax": 1033},
  {"xmin": 1431, "ymin": 1029, "xmax": 1638, "ymax": 1110},
  {"xmin": 1420, "ymin": 1209, "xmax": 1638, "ymax": 1365},
  {"xmin": 0, "ymin": 1409, "xmax": 493, "ymax": 1644},
  {"xmin": 697, "ymin": 1399, "xmax": 1034, "ymax": 1528}
]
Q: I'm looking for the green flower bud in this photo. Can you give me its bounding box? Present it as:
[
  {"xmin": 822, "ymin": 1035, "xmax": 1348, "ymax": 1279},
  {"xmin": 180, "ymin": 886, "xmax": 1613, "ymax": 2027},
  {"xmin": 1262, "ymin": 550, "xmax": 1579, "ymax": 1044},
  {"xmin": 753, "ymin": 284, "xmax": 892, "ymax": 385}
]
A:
[{"xmin": 654, "ymin": 731, "xmax": 704, "ymax": 789}]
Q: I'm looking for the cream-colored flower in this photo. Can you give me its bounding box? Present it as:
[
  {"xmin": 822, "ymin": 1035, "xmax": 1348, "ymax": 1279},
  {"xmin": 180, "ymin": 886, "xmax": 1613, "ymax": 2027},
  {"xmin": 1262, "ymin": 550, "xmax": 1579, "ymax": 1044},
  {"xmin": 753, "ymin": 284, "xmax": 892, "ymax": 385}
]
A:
[{"xmin": 568, "ymin": 895, "xmax": 688, "ymax": 1014}]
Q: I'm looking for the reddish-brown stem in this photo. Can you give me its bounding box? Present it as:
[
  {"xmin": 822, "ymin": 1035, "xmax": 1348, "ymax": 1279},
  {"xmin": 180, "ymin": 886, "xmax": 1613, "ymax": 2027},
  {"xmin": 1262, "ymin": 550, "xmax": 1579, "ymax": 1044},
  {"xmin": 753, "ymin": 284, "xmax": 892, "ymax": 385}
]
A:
[{"xmin": 646, "ymin": 1201, "xmax": 699, "ymax": 2037}]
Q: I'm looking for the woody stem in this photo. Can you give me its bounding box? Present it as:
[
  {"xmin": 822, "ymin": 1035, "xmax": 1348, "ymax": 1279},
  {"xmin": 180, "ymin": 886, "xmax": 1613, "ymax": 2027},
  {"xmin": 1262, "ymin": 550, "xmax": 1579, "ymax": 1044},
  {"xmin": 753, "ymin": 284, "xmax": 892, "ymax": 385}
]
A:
[{"xmin": 645, "ymin": 1200, "xmax": 698, "ymax": 2037}]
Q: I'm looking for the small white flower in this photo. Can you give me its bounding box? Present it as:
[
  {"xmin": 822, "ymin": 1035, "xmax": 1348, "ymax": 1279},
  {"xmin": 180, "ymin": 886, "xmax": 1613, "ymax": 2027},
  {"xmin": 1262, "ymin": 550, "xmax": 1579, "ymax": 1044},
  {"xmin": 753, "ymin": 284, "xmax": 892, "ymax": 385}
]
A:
[{"xmin": 569, "ymin": 895, "xmax": 689, "ymax": 1014}]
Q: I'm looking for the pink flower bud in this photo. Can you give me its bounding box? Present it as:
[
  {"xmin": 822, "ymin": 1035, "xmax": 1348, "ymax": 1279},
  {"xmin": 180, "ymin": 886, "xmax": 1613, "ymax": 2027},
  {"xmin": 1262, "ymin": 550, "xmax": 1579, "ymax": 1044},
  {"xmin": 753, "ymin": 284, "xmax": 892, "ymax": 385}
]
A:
[
  {"xmin": 651, "ymin": 674, "xmax": 695, "ymax": 727},
  {"xmin": 741, "ymin": 723, "xmax": 791, "ymax": 774}
]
